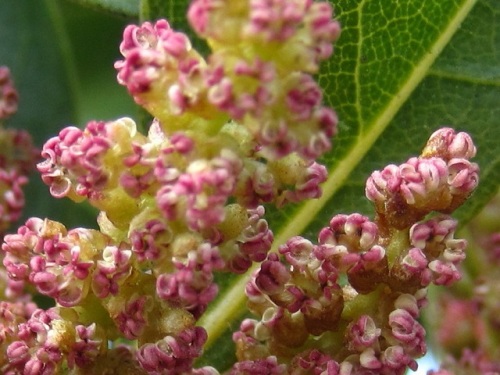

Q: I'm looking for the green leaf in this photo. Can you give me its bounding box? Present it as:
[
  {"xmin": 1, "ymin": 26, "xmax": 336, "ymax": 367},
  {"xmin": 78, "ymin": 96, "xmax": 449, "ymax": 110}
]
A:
[
  {"xmin": 64, "ymin": 0, "xmax": 140, "ymax": 17},
  {"xmin": 198, "ymin": 0, "xmax": 500, "ymax": 369}
]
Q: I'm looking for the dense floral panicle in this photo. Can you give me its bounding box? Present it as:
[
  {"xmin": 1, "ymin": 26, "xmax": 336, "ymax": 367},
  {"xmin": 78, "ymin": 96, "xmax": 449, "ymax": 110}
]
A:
[
  {"xmin": 202, "ymin": 55, "xmax": 338, "ymax": 159},
  {"xmin": 315, "ymin": 213, "xmax": 388, "ymax": 293},
  {"xmin": 2, "ymin": 218, "xmax": 65, "ymax": 281},
  {"xmin": 0, "ymin": 66, "xmax": 18, "ymax": 119},
  {"xmin": 0, "ymin": 0, "xmax": 483, "ymax": 370},
  {"xmin": 248, "ymin": 240, "xmax": 345, "ymax": 338},
  {"xmin": 131, "ymin": 124, "xmax": 328, "ymax": 230},
  {"xmin": 201, "ymin": 54, "xmax": 337, "ymax": 159},
  {"xmin": 256, "ymin": 75, "xmax": 337, "ymax": 159},
  {"xmin": 365, "ymin": 131, "xmax": 479, "ymax": 229},
  {"xmin": 366, "ymin": 157, "xmax": 448, "ymax": 228},
  {"xmin": 203, "ymin": 57, "xmax": 275, "ymax": 120}
]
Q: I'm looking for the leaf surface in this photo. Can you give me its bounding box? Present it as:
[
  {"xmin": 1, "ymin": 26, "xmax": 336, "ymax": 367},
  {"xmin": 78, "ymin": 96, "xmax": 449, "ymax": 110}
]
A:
[{"xmin": 65, "ymin": 0, "xmax": 139, "ymax": 16}]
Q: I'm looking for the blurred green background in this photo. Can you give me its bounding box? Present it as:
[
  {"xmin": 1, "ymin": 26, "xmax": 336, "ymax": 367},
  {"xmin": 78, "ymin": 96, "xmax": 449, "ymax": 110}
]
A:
[{"xmin": 54, "ymin": 0, "xmax": 139, "ymax": 124}]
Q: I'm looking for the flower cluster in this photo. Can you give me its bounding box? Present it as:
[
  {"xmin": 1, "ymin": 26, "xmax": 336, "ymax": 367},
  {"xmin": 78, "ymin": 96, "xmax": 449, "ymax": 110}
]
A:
[
  {"xmin": 232, "ymin": 128, "xmax": 478, "ymax": 374},
  {"xmin": 0, "ymin": 1, "xmax": 486, "ymax": 374},
  {"xmin": 0, "ymin": 67, "xmax": 37, "ymax": 236},
  {"xmin": 1, "ymin": 1, "xmax": 341, "ymax": 374},
  {"xmin": 0, "ymin": 67, "xmax": 38, "ymax": 314},
  {"xmin": 366, "ymin": 127, "xmax": 479, "ymax": 229}
]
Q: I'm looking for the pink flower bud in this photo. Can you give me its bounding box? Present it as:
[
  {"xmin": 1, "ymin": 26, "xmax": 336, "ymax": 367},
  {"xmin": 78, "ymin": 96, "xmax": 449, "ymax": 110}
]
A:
[
  {"xmin": 137, "ymin": 327, "xmax": 208, "ymax": 374},
  {"xmin": 255, "ymin": 253, "xmax": 290, "ymax": 295},
  {"xmin": 447, "ymin": 158, "xmax": 479, "ymax": 197},
  {"xmin": 279, "ymin": 236, "xmax": 315, "ymax": 272},
  {"xmin": 346, "ymin": 315, "xmax": 381, "ymax": 352},
  {"xmin": 318, "ymin": 213, "xmax": 379, "ymax": 254},
  {"xmin": 114, "ymin": 296, "xmax": 148, "ymax": 340},
  {"xmin": 422, "ymin": 127, "xmax": 476, "ymax": 160}
]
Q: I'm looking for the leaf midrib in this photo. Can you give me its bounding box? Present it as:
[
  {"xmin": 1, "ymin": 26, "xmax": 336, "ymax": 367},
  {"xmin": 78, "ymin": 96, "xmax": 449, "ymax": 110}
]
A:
[{"xmin": 198, "ymin": 0, "xmax": 479, "ymax": 349}]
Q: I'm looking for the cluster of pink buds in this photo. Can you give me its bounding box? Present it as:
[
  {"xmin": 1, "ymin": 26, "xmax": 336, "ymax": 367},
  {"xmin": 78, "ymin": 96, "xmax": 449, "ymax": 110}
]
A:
[
  {"xmin": 366, "ymin": 127, "xmax": 479, "ymax": 229},
  {"xmin": 0, "ymin": 67, "xmax": 37, "ymax": 236},
  {"xmin": 1, "ymin": 0, "xmax": 342, "ymax": 373},
  {"xmin": 0, "ymin": 67, "xmax": 37, "ymax": 311},
  {"xmin": 233, "ymin": 128, "xmax": 479, "ymax": 374}
]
